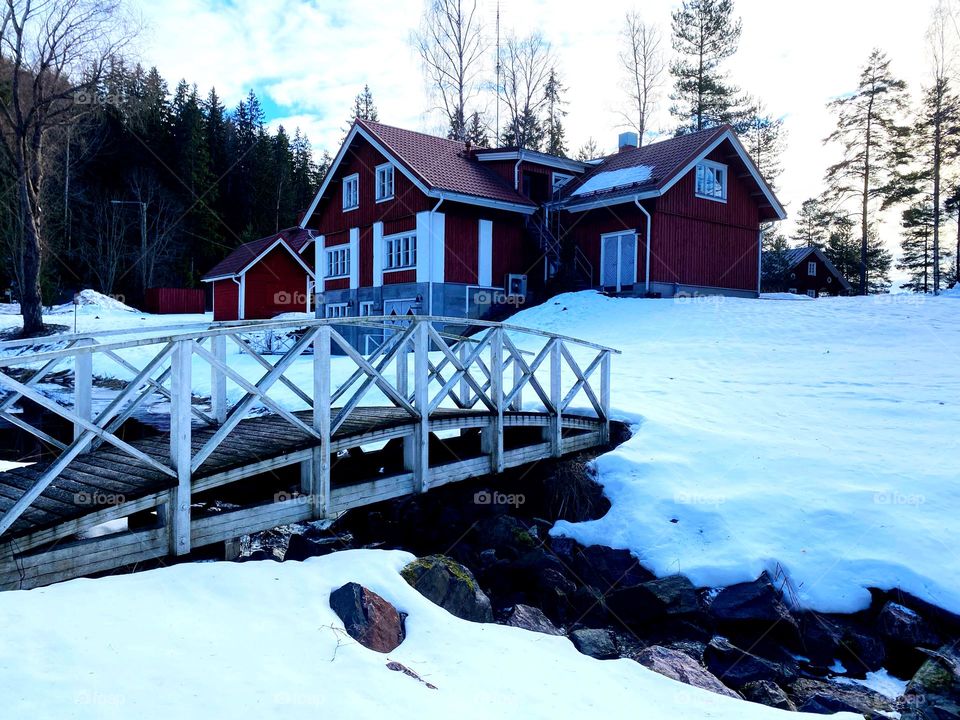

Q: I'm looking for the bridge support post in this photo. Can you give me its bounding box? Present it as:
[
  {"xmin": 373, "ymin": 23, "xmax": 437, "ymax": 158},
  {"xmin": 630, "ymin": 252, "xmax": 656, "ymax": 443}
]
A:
[
  {"xmin": 600, "ymin": 350, "xmax": 611, "ymax": 445},
  {"xmin": 484, "ymin": 328, "xmax": 504, "ymax": 473},
  {"xmin": 307, "ymin": 325, "xmax": 331, "ymax": 519},
  {"xmin": 511, "ymin": 350, "xmax": 523, "ymax": 411},
  {"xmin": 407, "ymin": 321, "xmax": 430, "ymax": 492},
  {"xmin": 73, "ymin": 340, "xmax": 92, "ymax": 443},
  {"xmin": 458, "ymin": 342, "xmax": 471, "ymax": 407},
  {"xmin": 169, "ymin": 339, "xmax": 193, "ymax": 556},
  {"xmin": 548, "ymin": 340, "xmax": 562, "ymax": 457},
  {"xmin": 211, "ymin": 335, "xmax": 227, "ymax": 424}
]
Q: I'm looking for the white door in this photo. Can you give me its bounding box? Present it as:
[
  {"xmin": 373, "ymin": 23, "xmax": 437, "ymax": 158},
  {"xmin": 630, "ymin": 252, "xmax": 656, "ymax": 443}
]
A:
[
  {"xmin": 600, "ymin": 232, "xmax": 637, "ymax": 291},
  {"xmin": 383, "ymin": 298, "xmax": 418, "ymax": 343}
]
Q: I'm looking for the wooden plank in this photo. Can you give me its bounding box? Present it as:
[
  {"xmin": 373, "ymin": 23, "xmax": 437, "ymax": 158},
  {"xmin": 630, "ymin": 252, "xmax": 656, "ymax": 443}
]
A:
[
  {"xmin": 329, "ymin": 473, "xmax": 417, "ymax": 511},
  {"xmin": 190, "ymin": 501, "xmax": 314, "ymax": 548}
]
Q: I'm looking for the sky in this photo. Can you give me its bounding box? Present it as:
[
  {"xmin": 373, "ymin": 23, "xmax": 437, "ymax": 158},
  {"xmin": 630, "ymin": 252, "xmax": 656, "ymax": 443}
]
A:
[{"xmin": 132, "ymin": 0, "xmax": 944, "ymax": 258}]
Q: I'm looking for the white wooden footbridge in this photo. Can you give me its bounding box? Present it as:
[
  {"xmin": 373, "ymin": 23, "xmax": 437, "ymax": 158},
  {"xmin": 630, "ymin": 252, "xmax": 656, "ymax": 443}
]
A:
[{"xmin": 0, "ymin": 315, "xmax": 617, "ymax": 590}]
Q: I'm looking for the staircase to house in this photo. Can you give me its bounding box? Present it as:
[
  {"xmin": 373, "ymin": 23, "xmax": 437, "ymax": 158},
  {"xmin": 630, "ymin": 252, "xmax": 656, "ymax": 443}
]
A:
[{"xmin": 526, "ymin": 213, "xmax": 593, "ymax": 290}]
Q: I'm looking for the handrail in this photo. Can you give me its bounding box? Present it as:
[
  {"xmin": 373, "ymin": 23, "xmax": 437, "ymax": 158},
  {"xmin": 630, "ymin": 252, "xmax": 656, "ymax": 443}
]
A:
[{"xmin": 0, "ymin": 315, "xmax": 620, "ymax": 367}]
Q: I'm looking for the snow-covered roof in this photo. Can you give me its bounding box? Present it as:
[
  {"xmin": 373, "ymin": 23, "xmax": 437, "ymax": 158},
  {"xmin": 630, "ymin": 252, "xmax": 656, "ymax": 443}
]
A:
[{"xmin": 571, "ymin": 166, "xmax": 653, "ymax": 197}]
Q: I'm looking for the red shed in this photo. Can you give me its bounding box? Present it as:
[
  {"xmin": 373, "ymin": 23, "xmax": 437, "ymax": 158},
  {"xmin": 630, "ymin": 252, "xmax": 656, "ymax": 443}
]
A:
[{"xmin": 201, "ymin": 227, "xmax": 316, "ymax": 321}]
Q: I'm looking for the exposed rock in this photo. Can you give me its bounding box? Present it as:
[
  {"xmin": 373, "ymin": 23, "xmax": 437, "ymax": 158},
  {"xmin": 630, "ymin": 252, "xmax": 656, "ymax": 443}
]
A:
[
  {"xmin": 569, "ymin": 544, "xmax": 653, "ymax": 591},
  {"xmin": 535, "ymin": 567, "xmax": 578, "ymax": 624},
  {"xmin": 902, "ymin": 644, "xmax": 960, "ymax": 720},
  {"xmin": 703, "ymin": 636, "xmax": 797, "ymax": 689},
  {"xmin": 709, "ymin": 574, "xmax": 798, "ymax": 638},
  {"xmin": 386, "ymin": 661, "xmax": 437, "ymax": 690},
  {"xmin": 636, "ymin": 645, "xmax": 740, "ymax": 699},
  {"xmin": 666, "ymin": 640, "xmax": 708, "ymax": 664},
  {"xmin": 569, "ymin": 628, "xmax": 619, "ymax": 660},
  {"xmin": 839, "ymin": 624, "xmax": 887, "ymax": 676},
  {"xmin": 879, "ymin": 601, "xmax": 942, "ymax": 648},
  {"xmin": 283, "ymin": 533, "xmax": 333, "ymax": 561},
  {"xmin": 789, "ymin": 678, "xmax": 899, "ymax": 718},
  {"xmin": 475, "ymin": 515, "xmax": 536, "ymax": 556},
  {"xmin": 742, "ymin": 680, "xmax": 797, "ymax": 711},
  {"xmin": 329, "ymin": 582, "xmax": 405, "ymax": 653},
  {"xmin": 608, "ymin": 575, "xmax": 700, "ymax": 622},
  {"xmin": 401, "ymin": 555, "xmax": 493, "ymax": 623},
  {"xmin": 570, "ymin": 585, "xmax": 611, "ymax": 628},
  {"xmin": 504, "ymin": 604, "xmax": 564, "ymax": 636}
]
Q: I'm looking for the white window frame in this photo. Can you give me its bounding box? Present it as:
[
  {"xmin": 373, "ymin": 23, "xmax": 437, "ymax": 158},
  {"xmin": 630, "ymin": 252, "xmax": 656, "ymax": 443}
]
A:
[
  {"xmin": 806, "ymin": 289, "xmax": 817, "ymax": 298},
  {"xmin": 359, "ymin": 300, "xmax": 375, "ymax": 316},
  {"xmin": 695, "ymin": 160, "xmax": 727, "ymax": 202},
  {"xmin": 807, "ymin": 261, "xmax": 817, "ymax": 277},
  {"xmin": 383, "ymin": 231, "xmax": 417, "ymax": 271},
  {"xmin": 325, "ymin": 302, "xmax": 350, "ymax": 319},
  {"xmin": 552, "ymin": 172, "xmax": 575, "ymax": 192},
  {"xmin": 342, "ymin": 173, "xmax": 359, "ymax": 211},
  {"xmin": 375, "ymin": 163, "xmax": 394, "ymax": 202},
  {"xmin": 325, "ymin": 245, "xmax": 350, "ymax": 279}
]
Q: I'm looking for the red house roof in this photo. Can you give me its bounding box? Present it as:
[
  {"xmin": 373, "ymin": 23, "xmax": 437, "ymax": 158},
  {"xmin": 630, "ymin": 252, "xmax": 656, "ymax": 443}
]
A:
[{"xmin": 202, "ymin": 227, "xmax": 316, "ymax": 281}]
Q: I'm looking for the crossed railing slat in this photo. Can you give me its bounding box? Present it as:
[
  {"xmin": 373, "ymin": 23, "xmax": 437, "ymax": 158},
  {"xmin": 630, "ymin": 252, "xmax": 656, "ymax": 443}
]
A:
[{"xmin": 0, "ymin": 315, "xmax": 618, "ymax": 549}]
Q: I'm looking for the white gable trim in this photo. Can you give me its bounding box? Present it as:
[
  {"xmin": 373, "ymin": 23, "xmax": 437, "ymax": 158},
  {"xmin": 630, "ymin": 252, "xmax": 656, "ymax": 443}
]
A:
[
  {"xmin": 237, "ymin": 237, "xmax": 316, "ymax": 279},
  {"xmin": 299, "ymin": 123, "xmax": 535, "ymax": 227}
]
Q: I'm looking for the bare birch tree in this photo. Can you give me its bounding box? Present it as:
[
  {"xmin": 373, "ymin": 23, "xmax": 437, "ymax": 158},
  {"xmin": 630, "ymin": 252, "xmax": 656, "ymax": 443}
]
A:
[
  {"xmin": 413, "ymin": 0, "xmax": 487, "ymax": 141},
  {"xmin": 619, "ymin": 11, "xmax": 664, "ymax": 145},
  {"xmin": 0, "ymin": 0, "xmax": 133, "ymax": 335}
]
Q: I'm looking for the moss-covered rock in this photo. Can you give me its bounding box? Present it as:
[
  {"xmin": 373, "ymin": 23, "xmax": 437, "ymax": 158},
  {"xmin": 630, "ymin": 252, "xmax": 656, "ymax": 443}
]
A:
[{"xmin": 401, "ymin": 555, "xmax": 493, "ymax": 623}]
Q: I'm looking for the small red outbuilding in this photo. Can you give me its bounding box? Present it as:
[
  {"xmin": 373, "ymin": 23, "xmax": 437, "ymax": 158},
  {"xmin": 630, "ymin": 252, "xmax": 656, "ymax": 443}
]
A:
[{"xmin": 201, "ymin": 228, "xmax": 316, "ymax": 321}]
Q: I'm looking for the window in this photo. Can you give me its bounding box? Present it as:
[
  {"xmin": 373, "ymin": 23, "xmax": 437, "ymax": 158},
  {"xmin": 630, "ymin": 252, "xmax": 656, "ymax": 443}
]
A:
[
  {"xmin": 375, "ymin": 164, "xmax": 394, "ymax": 201},
  {"xmin": 806, "ymin": 289, "xmax": 817, "ymax": 298},
  {"xmin": 342, "ymin": 174, "xmax": 359, "ymax": 210},
  {"xmin": 807, "ymin": 261, "xmax": 817, "ymax": 276},
  {"xmin": 359, "ymin": 301, "xmax": 375, "ymax": 316},
  {"xmin": 384, "ymin": 232, "xmax": 417, "ymax": 270},
  {"xmin": 695, "ymin": 161, "xmax": 727, "ymax": 201},
  {"xmin": 325, "ymin": 303, "xmax": 349, "ymax": 319},
  {"xmin": 325, "ymin": 246, "xmax": 350, "ymax": 278}
]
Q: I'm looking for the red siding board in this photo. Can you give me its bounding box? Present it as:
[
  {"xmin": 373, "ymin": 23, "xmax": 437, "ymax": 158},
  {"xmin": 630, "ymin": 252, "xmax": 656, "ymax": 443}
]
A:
[
  {"xmin": 560, "ymin": 207, "xmax": 649, "ymax": 287},
  {"xmin": 212, "ymin": 279, "xmax": 239, "ymax": 321},
  {"xmin": 492, "ymin": 221, "xmax": 526, "ymax": 285},
  {"xmin": 445, "ymin": 212, "xmax": 479, "ymax": 285},
  {"xmin": 243, "ymin": 245, "xmax": 309, "ymax": 319},
  {"xmin": 145, "ymin": 288, "xmax": 205, "ymax": 315},
  {"xmin": 383, "ymin": 269, "xmax": 416, "ymax": 285}
]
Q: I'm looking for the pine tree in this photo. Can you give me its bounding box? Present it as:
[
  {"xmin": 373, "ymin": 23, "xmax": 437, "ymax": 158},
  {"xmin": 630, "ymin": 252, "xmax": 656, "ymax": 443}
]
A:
[
  {"xmin": 742, "ymin": 102, "xmax": 785, "ymax": 189},
  {"xmin": 792, "ymin": 198, "xmax": 832, "ymax": 249},
  {"xmin": 898, "ymin": 203, "xmax": 935, "ymax": 292},
  {"xmin": 823, "ymin": 49, "xmax": 909, "ymax": 294},
  {"xmin": 464, "ymin": 111, "xmax": 490, "ymax": 148},
  {"xmin": 543, "ymin": 68, "xmax": 568, "ymax": 157},
  {"xmin": 760, "ymin": 227, "xmax": 791, "ymax": 292},
  {"xmin": 575, "ymin": 138, "xmax": 601, "ymax": 161},
  {"xmin": 669, "ymin": 0, "xmax": 746, "ymax": 134},
  {"xmin": 350, "ymin": 84, "xmax": 378, "ymax": 124}
]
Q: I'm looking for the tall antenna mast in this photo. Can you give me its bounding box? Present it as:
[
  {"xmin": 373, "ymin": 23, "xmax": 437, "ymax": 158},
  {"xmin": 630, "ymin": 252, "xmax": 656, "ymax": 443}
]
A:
[{"xmin": 495, "ymin": 0, "xmax": 501, "ymax": 144}]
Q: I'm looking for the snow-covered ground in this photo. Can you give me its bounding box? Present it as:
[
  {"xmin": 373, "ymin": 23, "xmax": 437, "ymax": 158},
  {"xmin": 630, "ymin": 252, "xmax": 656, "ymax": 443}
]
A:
[
  {"xmin": 519, "ymin": 291, "xmax": 960, "ymax": 615},
  {"xmin": 0, "ymin": 549, "xmax": 856, "ymax": 720}
]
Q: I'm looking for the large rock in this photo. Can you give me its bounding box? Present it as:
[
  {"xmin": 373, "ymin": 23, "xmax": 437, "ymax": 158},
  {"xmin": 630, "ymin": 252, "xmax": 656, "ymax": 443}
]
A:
[
  {"xmin": 902, "ymin": 645, "xmax": 960, "ymax": 720},
  {"xmin": 504, "ymin": 604, "xmax": 564, "ymax": 636},
  {"xmin": 878, "ymin": 601, "xmax": 942, "ymax": 648},
  {"xmin": 709, "ymin": 574, "xmax": 798, "ymax": 636},
  {"xmin": 789, "ymin": 678, "xmax": 899, "ymax": 718},
  {"xmin": 636, "ymin": 645, "xmax": 740, "ymax": 699},
  {"xmin": 703, "ymin": 636, "xmax": 797, "ymax": 689},
  {"xmin": 742, "ymin": 680, "xmax": 797, "ymax": 711},
  {"xmin": 475, "ymin": 515, "xmax": 537, "ymax": 557},
  {"xmin": 570, "ymin": 544, "xmax": 654, "ymax": 591},
  {"xmin": 569, "ymin": 628, "xmax": 619, "ymax": 660},
  {"xmin": 329, "ymin": 582, "xmax": 405, "ymax": 653},
  {"xmin": 608, "ymin": 575, "xmax": 700, "ymax": 622},
  {"xmin": 401, "ymin": 555, "xmax": 493, "ymax": 623}
]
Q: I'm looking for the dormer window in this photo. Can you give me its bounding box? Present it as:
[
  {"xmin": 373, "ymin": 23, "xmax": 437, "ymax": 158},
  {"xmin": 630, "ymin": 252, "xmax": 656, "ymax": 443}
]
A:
[
  {"xmin": 342, "ymin": 174, "xmax": 359, "ymax": 211},
  {"xmin": 375, "ymin": 164, "xmax": 394, "ymax": 201},
  {"xmin": 807, "ymin": 261, "xmax": 817, "ymax": 276},
  {"xmin": 695, "ymin": 160, "xmax": 727, "ymax": 202}
]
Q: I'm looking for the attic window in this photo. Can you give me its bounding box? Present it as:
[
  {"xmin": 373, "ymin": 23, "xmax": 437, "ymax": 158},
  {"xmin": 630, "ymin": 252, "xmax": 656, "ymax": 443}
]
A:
[
  {"xmin": 807, "ymin": 261, "xmax": 817, "ymax": 277},
  {"xmin": 343, "ymin": 174, "xmax": 359, "ymax": 211},
  {"xmin": 695, "ymin": 160, "xmax": 727, "ymax": 202},
  {"xmin": 375, "ymin": 164, "xmax": 394, "ymax": 201}
]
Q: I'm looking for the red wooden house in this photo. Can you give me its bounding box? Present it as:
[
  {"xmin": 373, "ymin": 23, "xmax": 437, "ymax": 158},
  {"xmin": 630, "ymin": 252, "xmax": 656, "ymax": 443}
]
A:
[
  {"xmin": 203, "ymin": 119, "xmax": 786, "ymax": 331},
  {"xmin": 202, "ymin": 227, "xmax": 317, "ymax": 321}
]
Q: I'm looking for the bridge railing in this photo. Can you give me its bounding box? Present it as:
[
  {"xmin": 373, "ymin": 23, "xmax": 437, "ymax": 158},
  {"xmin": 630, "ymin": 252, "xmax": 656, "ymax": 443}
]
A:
[{"xmin": 0, "ymin": 316, "xmax": 619, "ymax": 550}]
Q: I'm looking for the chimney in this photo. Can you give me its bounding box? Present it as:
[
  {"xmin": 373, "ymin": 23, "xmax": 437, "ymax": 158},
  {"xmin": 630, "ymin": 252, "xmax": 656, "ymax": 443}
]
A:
[{"xmin": 618, "ymin": 131, "xmax": 639, "ymax": 151}]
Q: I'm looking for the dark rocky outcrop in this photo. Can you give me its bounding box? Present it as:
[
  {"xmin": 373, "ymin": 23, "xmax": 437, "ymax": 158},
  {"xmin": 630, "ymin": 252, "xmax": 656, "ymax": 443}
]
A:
[
  {"xmin": 607, "ymin": 575, "xmax": 700, "ymax": 623},
  {"xmin": 504, "ymin": 604, "xmax": 564, "ymax": 636},
  {"xmin": 401, "ymin": 555, "xmax": 493, "ymax": 623},
  {"xmin": 329, "ymin": 582, "xmax": 405, "ymax": 653},
  {"xmin": 902, "ymin": 644, "xmax": 960, "ymax": 720},
  {"xmin": 789, "ymin": 678, "xmax": 899, "ymax": 718},
  {"xmin": 703, "ymin": 636, "xmax": 797, "ymax": 689},
  {"xmin": 570, "ymin": 628, "xmax": 619, "ymax": 660},
  {"xmin": 636, "ymin": 645, "xmax": 740, "ymax": 699},
  {"xmin": 741, "ymin": 680, "xmax": 796, "ymax": 711},
  {"xmin": 708, "ymin": 573, "xmax": 799, "ymax": 644},
  {"xmin": 568, "ymin": 544, "xmax": 653, "ymax": 591}
]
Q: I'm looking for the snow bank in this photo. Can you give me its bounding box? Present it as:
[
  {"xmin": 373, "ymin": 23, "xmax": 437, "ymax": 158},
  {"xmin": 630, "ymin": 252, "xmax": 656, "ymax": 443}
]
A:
[
  {"xmin": 508, "ymin": 292, "xmax": 960, "ymax": 615},
  {"xmin": 0, "ymin": 549, "xmax": 854, "ymax": 719},
  {"xmin": 50, "ymin": 289, "xmax": 140, "ymax": 315},
  {"xmin": 572, "ymin": 166, "xmax": 653, "ymax": 196}
]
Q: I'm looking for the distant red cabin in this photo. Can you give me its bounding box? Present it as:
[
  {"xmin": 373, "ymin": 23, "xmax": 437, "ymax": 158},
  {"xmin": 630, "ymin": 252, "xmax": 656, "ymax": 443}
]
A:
[{"xmin": 201, "ymin": 228, "xmax": 316, "ymax": 321}]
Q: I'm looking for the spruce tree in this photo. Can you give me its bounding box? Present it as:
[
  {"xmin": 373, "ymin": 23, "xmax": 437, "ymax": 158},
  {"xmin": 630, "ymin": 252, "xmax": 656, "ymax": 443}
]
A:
[
  {"xmin": 823, "ymin": 49, "xmax": 909, "ymax": 294},
  {"xmin": 898, "ymin": 203, "xmax": 935, "ymax": 292},
  {"xmin": 544, "ymin": 68, "xmax": 568, "ymax": 157},
  {"xmin": 464, "ymin": 112, "xmax": 490, "ymax": 148},
  {"xmin": 760, "ymin": 227, "xmax": 791, "ymax": 292},
  {"xmin": 350, "ymin": 84, "xmax": 378, "ymax": 123},
  {"xmin": 669, "ymin": 0, "xmax": 745, "ymax": 134}
]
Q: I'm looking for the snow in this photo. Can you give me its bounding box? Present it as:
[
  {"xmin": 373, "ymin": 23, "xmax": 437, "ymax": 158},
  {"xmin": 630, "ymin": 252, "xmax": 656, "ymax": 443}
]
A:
[
  {"xmin": 508, "ymin": 291, "xmax": 960, "ymax": 615},
  {"xmin": 0, "ymin": 549, "xmax": 857, "ymax": 719},
  {"xmin": 571, "ymin": 165, "xmax": 653, "ymax": 196},
  {"xmin": 833, "ymin": 669, "xmax": 909, "ymax": 700},
  {"xmin": 49, "ymin": 289, "xmax": 140, "ymax": 315}
]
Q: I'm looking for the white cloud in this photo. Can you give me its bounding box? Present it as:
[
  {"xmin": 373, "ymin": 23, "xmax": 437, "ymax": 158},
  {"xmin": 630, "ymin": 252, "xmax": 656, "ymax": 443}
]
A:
[{"xmin": 134, "ymin": 0, "xmax": 941, "ymax": 262}]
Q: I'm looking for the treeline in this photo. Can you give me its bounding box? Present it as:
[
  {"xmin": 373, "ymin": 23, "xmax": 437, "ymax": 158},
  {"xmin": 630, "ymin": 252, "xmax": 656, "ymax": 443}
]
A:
[{"xmin": 0, "ymin": 61, "xmax": 328, "ymax": 307}]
